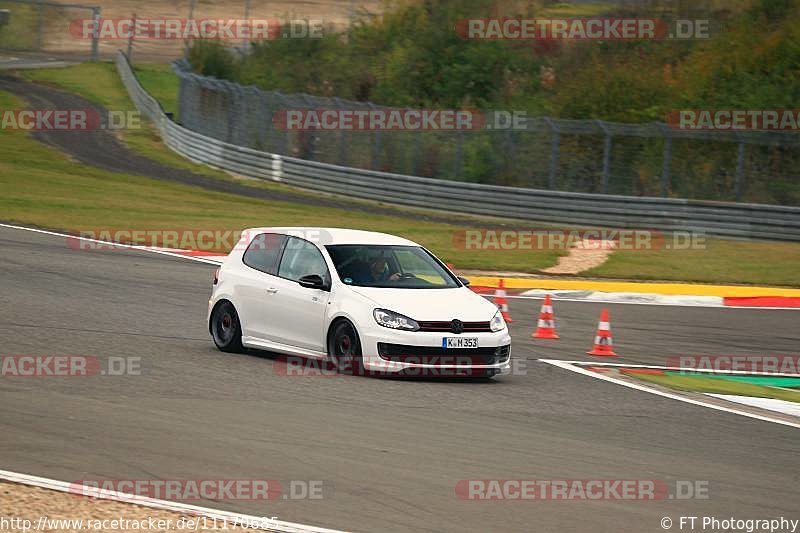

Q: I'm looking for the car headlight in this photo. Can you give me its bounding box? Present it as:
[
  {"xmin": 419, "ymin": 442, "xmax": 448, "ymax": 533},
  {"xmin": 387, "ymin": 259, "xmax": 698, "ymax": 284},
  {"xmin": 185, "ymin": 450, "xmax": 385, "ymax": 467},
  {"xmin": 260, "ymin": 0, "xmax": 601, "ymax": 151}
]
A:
[
  {"xmin": 490, "ymin": 310, "xmax": 506, "ymax": 332},
  {"xmin": 373, "ymin": 309, "xmax": 420, "ymax": 331}
]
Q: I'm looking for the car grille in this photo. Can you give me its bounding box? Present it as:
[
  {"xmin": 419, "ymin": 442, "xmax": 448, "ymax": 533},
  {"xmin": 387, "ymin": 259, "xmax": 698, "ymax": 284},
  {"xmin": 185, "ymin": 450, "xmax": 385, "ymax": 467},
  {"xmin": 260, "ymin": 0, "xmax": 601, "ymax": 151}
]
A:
[
  {"xmin": 377, "ymin": 343, "xmax": 510, "ymax": 366},
  {"xmin": 417, "ymin": 321, "xmax": 492, "ymax": 333}
]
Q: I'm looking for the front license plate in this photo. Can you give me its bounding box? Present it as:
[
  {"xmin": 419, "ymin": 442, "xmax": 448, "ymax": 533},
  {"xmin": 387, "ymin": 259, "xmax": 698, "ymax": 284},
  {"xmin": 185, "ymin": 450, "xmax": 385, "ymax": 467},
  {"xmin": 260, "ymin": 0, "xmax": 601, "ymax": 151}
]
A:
[{"xmin": 442, "ymin": 337, "xmax": 478, "ymax": 349}]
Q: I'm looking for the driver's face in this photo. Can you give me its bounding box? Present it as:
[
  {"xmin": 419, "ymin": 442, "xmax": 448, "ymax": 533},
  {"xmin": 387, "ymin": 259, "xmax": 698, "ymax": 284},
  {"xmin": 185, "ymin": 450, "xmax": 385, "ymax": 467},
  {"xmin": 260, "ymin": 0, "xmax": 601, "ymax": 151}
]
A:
[{"xmin": 370, "ymin": 258, "xmax": 387, "ymax": 277}]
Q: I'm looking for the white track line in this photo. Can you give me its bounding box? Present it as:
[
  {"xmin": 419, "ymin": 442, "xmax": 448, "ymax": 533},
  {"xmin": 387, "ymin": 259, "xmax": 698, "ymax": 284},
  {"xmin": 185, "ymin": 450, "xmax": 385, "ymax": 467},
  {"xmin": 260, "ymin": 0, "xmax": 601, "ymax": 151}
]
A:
[
  {"xmin": 538, "ymin": 359, "xmax": 800, "ymax": 429},
  {"xmin": 0, "ymin": 470, "xmax": 345, "ymax": 533},
  {"xmin": 0, "ymin": 223, "xmax": 220, "ymax": 266},
  {"xmin": 547, "ymin": 360, "xmax": 800, "ymax": 377},
  {"xmin": 3, "ymin": 223, "xmax": 798, "ymax": 310}
]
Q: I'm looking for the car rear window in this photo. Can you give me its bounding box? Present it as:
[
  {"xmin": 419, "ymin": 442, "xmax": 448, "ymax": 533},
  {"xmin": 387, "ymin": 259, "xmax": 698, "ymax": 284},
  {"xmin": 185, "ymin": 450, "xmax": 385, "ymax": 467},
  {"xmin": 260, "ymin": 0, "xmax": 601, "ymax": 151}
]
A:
[{"xmin": 242, "ymin": 233, "xmax": 286, "ymax": 274}]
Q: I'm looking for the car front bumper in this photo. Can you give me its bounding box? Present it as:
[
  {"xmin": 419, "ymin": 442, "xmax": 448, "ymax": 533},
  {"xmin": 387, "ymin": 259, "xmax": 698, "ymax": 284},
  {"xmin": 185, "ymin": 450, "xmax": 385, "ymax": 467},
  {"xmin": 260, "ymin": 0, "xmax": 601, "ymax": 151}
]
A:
[{"xmin": 358, "ymin": 326, "xmax": 512, "ymax": 376}]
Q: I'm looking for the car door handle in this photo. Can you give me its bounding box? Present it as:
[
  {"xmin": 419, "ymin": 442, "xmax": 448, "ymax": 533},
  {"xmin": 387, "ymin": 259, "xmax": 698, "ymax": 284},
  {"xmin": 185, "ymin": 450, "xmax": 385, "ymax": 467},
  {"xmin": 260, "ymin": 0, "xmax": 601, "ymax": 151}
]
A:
[{"xmin": 266, "ymin": 287, "xmax": 279, "ymax": 294}]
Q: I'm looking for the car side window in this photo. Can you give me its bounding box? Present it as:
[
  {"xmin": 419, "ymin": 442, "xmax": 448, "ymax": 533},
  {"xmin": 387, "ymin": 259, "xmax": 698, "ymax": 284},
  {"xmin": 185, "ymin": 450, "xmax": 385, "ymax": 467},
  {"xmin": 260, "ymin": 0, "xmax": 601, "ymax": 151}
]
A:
[
  {"xmin": 242, "ymin": 233, "xmax": 286, "ymax": 274},
  {"xmin": 278, "ymin": 237, "xmax": 329, "ymax": 283}
]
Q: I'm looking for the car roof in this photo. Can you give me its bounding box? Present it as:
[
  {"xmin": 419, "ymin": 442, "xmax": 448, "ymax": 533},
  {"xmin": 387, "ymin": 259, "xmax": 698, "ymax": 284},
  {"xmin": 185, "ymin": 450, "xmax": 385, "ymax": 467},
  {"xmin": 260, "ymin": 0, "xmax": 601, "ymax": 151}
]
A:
[{"xmin": 244, "ymin": 227, "xmax": 420, "ymax": 247}]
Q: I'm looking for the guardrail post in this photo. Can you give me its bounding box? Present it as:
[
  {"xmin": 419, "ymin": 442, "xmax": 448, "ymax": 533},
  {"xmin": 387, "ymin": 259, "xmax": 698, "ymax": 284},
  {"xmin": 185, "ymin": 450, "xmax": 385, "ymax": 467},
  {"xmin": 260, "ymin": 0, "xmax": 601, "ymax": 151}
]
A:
[
  {"xmin": 657, "ymin": 123, "xmax": 672, "ymax": 197},
  {"xmin": 734, "ymin": 134, "xmax": 746, "ymax": 202},
  {"xmin": 596, "ymin": 120, "xmax": 612, "ymax": 194},
  {"xmin": 544, "ymin": 117, "xmax": 560, "ymax": 189}
]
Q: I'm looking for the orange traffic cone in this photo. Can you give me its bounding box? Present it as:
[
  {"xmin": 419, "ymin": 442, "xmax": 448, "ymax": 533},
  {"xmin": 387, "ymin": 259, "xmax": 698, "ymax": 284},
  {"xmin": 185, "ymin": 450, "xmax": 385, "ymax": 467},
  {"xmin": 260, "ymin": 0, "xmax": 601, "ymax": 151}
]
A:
[
  {"xmin": 587, "ymin": 308, "xmax": 617, "ymax": 357},
  {"xmin": 532, "ymin": 294, "xmax": 559, "ymax": 339},
  {"xmin": 494, "ymin": 279, "xmax": 513, "ymax": 323}
]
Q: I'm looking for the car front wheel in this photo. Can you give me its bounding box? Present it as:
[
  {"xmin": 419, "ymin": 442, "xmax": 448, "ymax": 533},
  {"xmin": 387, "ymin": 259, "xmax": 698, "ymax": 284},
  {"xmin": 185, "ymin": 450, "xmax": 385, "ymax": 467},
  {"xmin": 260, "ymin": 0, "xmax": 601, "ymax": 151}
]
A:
[{"xmin": 328, "ymin": 320, "xmax": 364, "ymax": 375}]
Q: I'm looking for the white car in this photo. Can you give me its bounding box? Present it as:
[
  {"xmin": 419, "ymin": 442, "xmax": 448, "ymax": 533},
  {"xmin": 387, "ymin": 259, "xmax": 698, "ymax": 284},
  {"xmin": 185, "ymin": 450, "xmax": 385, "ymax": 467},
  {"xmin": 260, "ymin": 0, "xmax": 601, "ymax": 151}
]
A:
[{"xmin": 208, "ymin": 228, "xmax": 512, "ymax": 377}]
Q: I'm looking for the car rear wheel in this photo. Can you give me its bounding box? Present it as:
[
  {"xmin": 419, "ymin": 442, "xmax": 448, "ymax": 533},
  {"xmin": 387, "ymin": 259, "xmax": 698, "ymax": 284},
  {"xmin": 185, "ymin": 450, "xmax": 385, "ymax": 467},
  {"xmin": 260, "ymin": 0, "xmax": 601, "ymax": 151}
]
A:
[
  {"xmin": 211, "ymin": 301, "xmax": 243, "ymax": 353},
  {"xmin": 328, "ymin": 320, "xmax": 363, "ymax": 375}
]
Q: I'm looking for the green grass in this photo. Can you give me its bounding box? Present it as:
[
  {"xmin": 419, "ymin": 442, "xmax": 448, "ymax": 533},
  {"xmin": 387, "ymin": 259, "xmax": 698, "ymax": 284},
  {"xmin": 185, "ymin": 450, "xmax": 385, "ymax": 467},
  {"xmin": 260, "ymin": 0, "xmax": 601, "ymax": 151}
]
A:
[
  {"xmin": 587, "ymin": 238, "xmax": 800, "ymax": 287},
  {"xmin": 627, "ymin": 371, "xmax": 800, "ymax": 404},
  {"xmin": 22, "ymin": 62, "xmax": 231, "ymax": 179},
  {"xmin": 133, "ymin": 63, "xmax": 179, "ymax": 115},
  {"xmin": 0, "ymin": 1, "xmax": 38, "ymax": 49},
  {"xmin": 0, "ymin": 89, "xmax": 561, "ymax": 270},
  {"xmin": 13, "ymin": 63, "xmax": 800, "ymax": 286}
]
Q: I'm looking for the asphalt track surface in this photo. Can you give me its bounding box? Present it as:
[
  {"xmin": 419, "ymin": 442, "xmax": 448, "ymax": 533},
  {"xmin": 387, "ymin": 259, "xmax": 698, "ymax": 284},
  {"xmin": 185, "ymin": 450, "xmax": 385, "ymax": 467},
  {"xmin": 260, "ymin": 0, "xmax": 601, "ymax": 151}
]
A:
[{"xmin": 1, "ymin": 225, "xmax": 799, "ymax": 532}]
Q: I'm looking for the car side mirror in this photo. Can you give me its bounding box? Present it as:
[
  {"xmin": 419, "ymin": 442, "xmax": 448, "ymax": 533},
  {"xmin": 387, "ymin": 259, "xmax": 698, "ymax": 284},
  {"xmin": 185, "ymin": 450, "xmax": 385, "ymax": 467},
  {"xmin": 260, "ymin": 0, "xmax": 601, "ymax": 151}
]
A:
[
  {"xmin": 298, "ymin": 274, "xmax": 328, "ymax": 290},
  {"xmin": 457, "ymin": 276, "xmax": 471, "ymax": 287}
]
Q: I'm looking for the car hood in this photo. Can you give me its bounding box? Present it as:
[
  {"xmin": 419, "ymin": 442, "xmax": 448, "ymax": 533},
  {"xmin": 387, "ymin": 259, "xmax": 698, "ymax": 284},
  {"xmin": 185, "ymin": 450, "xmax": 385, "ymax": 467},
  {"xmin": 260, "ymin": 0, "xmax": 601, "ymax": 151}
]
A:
[{"xmin": 348, "ymin": 286, "xmax": 498, "ymax": 322}]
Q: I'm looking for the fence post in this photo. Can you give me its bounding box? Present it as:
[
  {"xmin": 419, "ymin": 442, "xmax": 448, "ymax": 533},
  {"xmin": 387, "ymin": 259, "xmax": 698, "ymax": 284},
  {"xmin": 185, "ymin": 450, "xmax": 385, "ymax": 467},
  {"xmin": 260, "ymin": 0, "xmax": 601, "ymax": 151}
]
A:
[
  {"xmin": 256, "ymin": 88, "xmax": 269, "ymax": 150},
  {"xmin": 267, "ymin": 92, "xmax": 289, "ymax": 156},
  {"xmin": 454, "ymin": 130, "xmax": 464, "ymax": 178},
  {"xmin": 596, "ymin": 120, "xmax": 612, "ymax": 194},
  {"xmin": 90, "ymin": 7, "xmax": 100, "ymax": 61},
  {"xmin": 412, "ymin": 128, "xmax": 422, "ymax": 176},
  {"xmin": 504, "ymin": 126, "xmax": 516, "ymax": 184},
  {"xmin": 658, "ymin": 123, "xmax": 672, "ymax": 197},
  {"xmin": 242, "ymin": 0, "xmax": 251, "ymax": 49},
  {"xmin": 300, "ymin": 94, "xmax": 317, "ymax": 161},
  {"xmin": 369, "ymin": 102, "xmax": 381, "ymax": 170},
  {"xmin": 734, "ymin": 134, "xmax": 746, "ymax": 202},
  {"xmin": 184, "ymin": 0, "xmax": 196, "ymax": 59},
  {"xmin": 35, "ymin": 0, "xmax": 44, "ymax": 50},
  {"xmin": 126, "ymin": 13, "xmax": 136, "ymax": 63},
  {"xmin": 334, "ymin": 98, "xmax": 348, "ymax": 166},
  {"xmin": 544, "ymin": 117, "xmax": 560, "ymax": 189}
]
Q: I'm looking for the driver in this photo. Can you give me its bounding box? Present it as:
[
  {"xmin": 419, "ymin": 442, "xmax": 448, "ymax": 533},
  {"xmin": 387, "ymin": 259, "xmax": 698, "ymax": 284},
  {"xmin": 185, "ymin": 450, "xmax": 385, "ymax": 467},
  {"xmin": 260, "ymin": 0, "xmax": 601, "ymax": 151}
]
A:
[{"xmin": 368, "ymin": 255, "xmax": 401, "ymax": 282}]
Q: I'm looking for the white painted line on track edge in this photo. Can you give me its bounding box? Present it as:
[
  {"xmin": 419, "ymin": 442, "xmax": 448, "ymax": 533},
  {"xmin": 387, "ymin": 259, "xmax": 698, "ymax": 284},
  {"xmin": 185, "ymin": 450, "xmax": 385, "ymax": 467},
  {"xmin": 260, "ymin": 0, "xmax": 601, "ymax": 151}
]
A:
[
  {"xmin": 538, "ymin": 359, "xmax": 800, "ymax": 429},
  {"xmin": 0, "ymin": 469, "xmax": 346, "ymax": 533}
]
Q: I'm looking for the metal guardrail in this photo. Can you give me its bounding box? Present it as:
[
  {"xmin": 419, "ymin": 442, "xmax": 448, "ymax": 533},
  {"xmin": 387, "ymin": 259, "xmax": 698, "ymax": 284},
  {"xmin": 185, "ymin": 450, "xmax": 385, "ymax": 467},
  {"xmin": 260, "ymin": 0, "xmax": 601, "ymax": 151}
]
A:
[
  {"xmin": 116, "ymin": 51, "xmax": 800, "ymax": 242},
  {"xmin": 170, "ymin": 57, "xmax": 800, "ymax": 206}
]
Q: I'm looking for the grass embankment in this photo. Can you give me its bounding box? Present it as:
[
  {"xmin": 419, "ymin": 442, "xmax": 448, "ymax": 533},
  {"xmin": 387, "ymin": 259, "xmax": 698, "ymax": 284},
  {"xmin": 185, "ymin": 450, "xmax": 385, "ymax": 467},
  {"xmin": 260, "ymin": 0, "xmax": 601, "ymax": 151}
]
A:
[
  {"xmin": 627, "ymin": 371, "xmax": 800, "ymax": 404},
  {"xmin": 0, "ymin": 88, "xmax": 561, "ymax": 270},
  {"xmin": 0, "ymin": 1, "xmax": 38, "ymax": 50},
  {"xmin": 9, "ymin": 63, "xmax": 800, "ymax": 286}
]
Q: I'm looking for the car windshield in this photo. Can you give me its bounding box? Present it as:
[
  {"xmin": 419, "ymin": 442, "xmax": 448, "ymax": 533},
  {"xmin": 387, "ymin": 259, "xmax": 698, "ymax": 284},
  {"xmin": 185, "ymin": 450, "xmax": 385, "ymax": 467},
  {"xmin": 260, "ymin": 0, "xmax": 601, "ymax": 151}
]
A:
[{"xmin": 326, "ymin": 245, "xmax": 459, "ymax": 289}]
